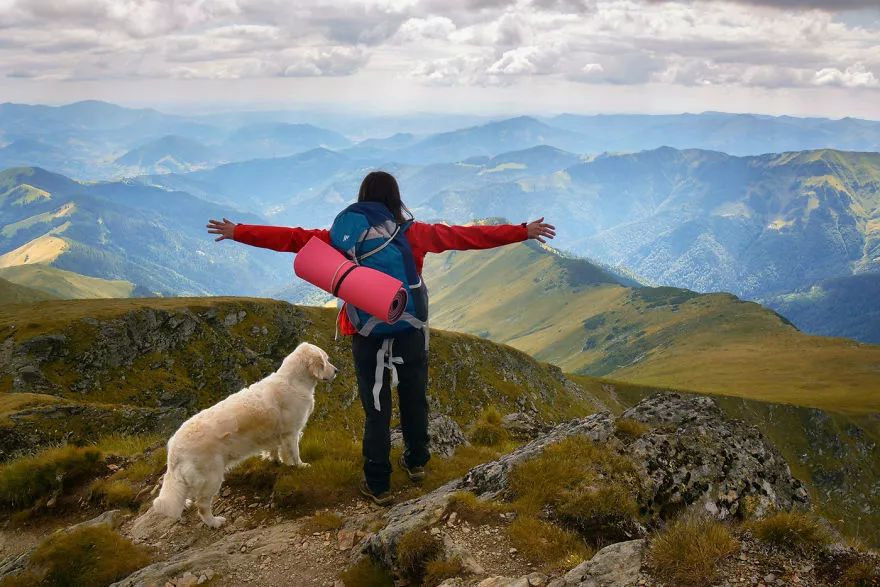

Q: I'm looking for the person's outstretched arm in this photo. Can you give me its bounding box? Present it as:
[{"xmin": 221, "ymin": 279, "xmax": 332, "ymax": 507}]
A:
[
  {"xmin": 409, "ymin": 218, "xmax": 555, "ymax": 254},
  {"xmin": 207, "ymin": 218, "xmax": 330, "ymax": 253}
]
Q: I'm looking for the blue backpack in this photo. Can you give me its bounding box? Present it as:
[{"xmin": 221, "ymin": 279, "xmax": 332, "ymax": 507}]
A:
[{"xmin": 329, "ymin": 201, "xmax": 428, "ymax": 338}]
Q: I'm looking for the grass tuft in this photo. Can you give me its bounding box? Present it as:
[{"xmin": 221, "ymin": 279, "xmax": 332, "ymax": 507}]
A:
[
  {"xmin": 90, "ymin": 479, "xmax": 136, "ymax": 508},
  {"xmin": 396, "ymin": 528, "xmax": 443, "ymax": 584},
  {"xmin": 507, "ymin": 515, "xmax": 591, "ymax": 572},
  {"xmin": 423, "ymin": 557, "xmax": 463, "ymax": 587},
  {"xmin": 749, "ymin": 511, "xmax": 831, "ymax": 553},
  {"xmin": 0, "ymin": 445, "xmax": 105, "ymax": 510},
  {"xmin": 840, "ymin": 559, "xmax": 880, "ymax": 587},
  {"xmin": 556, "ymin": 483, "xmax": 640, "ymax": 539},
  {"xmin": 447, "ymin": 491, "xmax": 509, "ymax": 525},
  {"xmin": 648, "ymin": 514, "xmax": 738, "ymax": 587},
  {"xmin": 508, "ymin": 435, "xmax": 644, "ymax": 544},
  {"xmin": 339, "ymin": 557, "xmax": 393, "ymax": 587},
  {"xmin": 470, "ymin": 406, "xmax": 509, "ymax": 447},
  {"xmin": 92, "ymin": 434, "xmax": 162, "ymax": 458},
  {"xmin": 17, "ymin": 525, "xmax": 151, "ymax": 587},
  {"xmin": 303, "ymin": 511, "xmax": 345, "ymax": 533},
  {"xmin": 614, "ymin": 418, "xmax": 649, "ymax": 440}
]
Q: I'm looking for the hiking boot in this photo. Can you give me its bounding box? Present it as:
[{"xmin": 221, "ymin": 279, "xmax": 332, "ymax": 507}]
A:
[
  {"xmin": 359, "ymin": 479, "xmax": 394, "ymax": 507},
  {"xmin": 398, "ymin": 454, "xmax": 427, "ymax": 483}
]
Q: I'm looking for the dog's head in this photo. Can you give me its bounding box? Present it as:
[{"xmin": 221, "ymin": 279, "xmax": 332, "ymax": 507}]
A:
[{"xmin": 285, "ymin": 342, "xmax": 338, "ymax": 383}]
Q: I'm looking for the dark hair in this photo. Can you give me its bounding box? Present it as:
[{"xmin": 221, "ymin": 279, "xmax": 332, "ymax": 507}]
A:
[{"xmin": 357, "ymin": 171, "xmax": 411, "ymax": 224}]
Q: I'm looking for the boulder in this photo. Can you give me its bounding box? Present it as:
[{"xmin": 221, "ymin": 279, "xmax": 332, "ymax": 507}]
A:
[
  {"xmin": 547, "ymin": 539, "xmax": 645, "ymax": 587},
  {"xmin": 500, "ymin": 412, "xmax": 548, "ymax": 440},
  {"xmin": 623, "ymin": 393, "xmax": 810, "ymax": 519},
  {"xmin": 390, "ymin": 413, "xmax": 469, "ymax": 458}
]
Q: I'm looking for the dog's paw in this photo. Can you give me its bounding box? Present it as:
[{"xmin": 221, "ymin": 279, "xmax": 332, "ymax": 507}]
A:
[
  {"xmin": 204, "ymin": 515, "xmax": 226, "ymax": 528},
  {"xmin": 184, "ymin": 498, "xmax": 193, "ymax": 508},
  {"xmin": 295, "ymin": 461, "xmax": 311, "ymax": 469}
]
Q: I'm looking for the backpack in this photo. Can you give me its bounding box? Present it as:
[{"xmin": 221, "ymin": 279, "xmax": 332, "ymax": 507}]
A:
[{"xmin": 329, "ymin": 201, "xmax": 428, "ymax": 338}]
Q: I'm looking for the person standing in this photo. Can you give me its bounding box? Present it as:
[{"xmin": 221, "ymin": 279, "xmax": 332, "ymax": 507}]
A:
[{"xmin": 207, "ymin": 171, "xmax": 556, "ymax": 506}]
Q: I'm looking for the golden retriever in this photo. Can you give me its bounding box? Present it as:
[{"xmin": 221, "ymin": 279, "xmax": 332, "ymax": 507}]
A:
[{"xmin": 152, "ymin": 342, "xmax": 337, "ymax": 527}]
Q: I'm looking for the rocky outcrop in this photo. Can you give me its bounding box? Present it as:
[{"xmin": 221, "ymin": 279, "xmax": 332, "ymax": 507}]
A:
[
  {"xmin": 364, "ymin": 413, "xmax": 615, "ymax": 570},
  {"xmin": 391, "ymin": 413, "xmax": 469, "ymax": 458},
  {"xmin": 0, "ymin": 402, "xmax": 185, "ymax": 461},
  {"xmin": 623, "ymin": 394, "xmax": 810, "ymax": 519},
  {"xmin": 500, "ymin": 412, "xmax": 549, "ymax": 440},
  {"xmin": 365, "ymin": 394, "xmax": 811, "ymax": 578}
]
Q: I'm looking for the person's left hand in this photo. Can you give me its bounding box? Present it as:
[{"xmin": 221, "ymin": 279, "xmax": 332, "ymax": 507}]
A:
[
  {"xmin": 526, "ymin": 217, "xmax": 556, "ymax": 243},
  {"xmin": 207, "ymin": 218, "xmax": 236, "ymax": 241}
]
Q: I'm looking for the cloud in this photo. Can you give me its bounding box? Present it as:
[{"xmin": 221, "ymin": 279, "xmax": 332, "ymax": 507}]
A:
[
  {"xmin": 645, "ymin": 0, "xmax": 879, "ymax": 11},
  {"xmin": 814, "ymin": 64, "xmax": 880, "ymax": 88},
  {"xmin": 0, "ymin": 0, "xmax": 877, "ymax": 96}
]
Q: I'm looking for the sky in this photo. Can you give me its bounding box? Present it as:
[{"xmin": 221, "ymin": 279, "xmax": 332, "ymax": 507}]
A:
[{"xmin": 0, "ymin": 0, "xmax": 879, "ymax": 118}]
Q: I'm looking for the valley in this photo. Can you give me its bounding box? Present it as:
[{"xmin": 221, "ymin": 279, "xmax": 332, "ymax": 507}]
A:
[{"xmin": 424, "ymin": 240, "xmax": 880, "ymax": 415}]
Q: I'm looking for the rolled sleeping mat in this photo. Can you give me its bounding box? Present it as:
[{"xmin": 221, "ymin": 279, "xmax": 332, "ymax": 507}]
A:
[{"xmin": 293, "ymin": 236, "xmax": 408, "ymax": 323}]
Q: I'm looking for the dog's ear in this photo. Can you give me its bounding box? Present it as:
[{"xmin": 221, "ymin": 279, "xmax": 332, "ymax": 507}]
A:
[{"xmin": 307, "ymin": 350, "xmax": 325, "ymax": 379}]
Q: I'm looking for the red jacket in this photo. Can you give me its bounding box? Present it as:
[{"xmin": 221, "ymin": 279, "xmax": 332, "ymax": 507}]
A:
[{"xmin": 234, "ymin": 221, "xmax": 529, "ymax": 335}]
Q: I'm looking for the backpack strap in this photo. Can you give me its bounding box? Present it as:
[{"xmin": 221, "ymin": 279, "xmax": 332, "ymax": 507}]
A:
[{"xmin": 355, "ymin": 223, "xmax": 401, "ymax": 263}]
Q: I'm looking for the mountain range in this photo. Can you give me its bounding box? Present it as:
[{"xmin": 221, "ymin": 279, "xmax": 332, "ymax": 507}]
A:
[
  {"xmin": 0, "ymin": 167, "xmax": 292, "ymax": 297},
  {"xmin": 423, "ymin": 239, "xmax": 880, "ymax": 414},
  {"xmin": 4, "ymin": 100, "xmax": 880, "ymax": 179}
]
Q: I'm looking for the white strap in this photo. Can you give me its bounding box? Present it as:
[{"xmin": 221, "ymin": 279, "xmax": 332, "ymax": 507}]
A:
[{"xmin": 371, "ymin": 338, "xmax": 403, "ymax": 411}]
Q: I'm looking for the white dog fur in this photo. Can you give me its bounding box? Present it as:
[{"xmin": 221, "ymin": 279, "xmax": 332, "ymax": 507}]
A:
[{"xmin": 152, "ymin": 342, "xmax": 337, "ymax": 527}]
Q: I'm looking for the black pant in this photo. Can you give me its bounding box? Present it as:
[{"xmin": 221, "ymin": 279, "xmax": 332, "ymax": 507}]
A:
[{"xmin": 352, "ymin": 327, "xmax": 430, "ymax": 493}]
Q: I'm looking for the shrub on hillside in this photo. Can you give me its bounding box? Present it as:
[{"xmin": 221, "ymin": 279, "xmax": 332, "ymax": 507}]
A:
[
  {"xmin": 0, "ymin": 445, "xmax": 105, "ymax": 510},
  {"xmin": 614, "ymin": 418, "xmax": 649, "ymax": 440},
  {"xmin": 10, "ymin": 525, "xmax": 151, "ymax": 586},
  {"xmin": 423, "ymin": 557, "xmax": 463, "ymax": 587},
  {"xmin": 447, "ymin": 491, "xmax": 508, "ymax": 525},
  {"xmin": 396, "ymin": 528, "xmax": 444, "ymax": 584},
  {"xmin": 840, "ymin": 559, "xmax": 880, "ymax": 586},
  {"xmin": 470, "ymin": 406, "xmax": 509, "ymax": 447},
  {"xmin": 90, "ymin": 479, "xmax": 136, "ymax": 508},
  {"xmin": 648, "ymin": 514, "xmax": 738, "ymax": 587},
  {"xmin": 507, "ymin": 515, "xmax": 591, "ymax": 572},
  {"xmin": 508, "ymin": 435, "xmax": 645, "ymax": 544},
  {"xmin": 339, "ymin": 558, "xmax": 393, "ymax": 587},
  {"xmin": 749, "ymin": 511, "xmax": 831, "ymax": 553}
]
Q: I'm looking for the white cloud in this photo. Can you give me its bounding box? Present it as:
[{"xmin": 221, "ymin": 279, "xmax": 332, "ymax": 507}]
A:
[
  {"xmin": 0, "ymin": 0, "xmax": 878, "ymax": 103},
  {"xmin": 814, "ymin": 64, "xmax": 880, "ymax": 88}
]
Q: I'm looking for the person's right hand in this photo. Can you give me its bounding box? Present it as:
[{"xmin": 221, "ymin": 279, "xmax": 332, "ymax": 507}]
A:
[{"xmin": 207, "ymin": 218, "xmax": 236, "ymax": 242}]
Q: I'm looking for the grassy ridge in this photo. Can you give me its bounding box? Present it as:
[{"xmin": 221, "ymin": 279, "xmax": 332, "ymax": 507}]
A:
[
  {"xmin": 424, "ymin": 241, "xmax": 880, "ymax": 415},
  {"xmin": 0, "ymin": 297, "xmax": 597, "ymax": 430},
  {"xmin": 0, "ymin": 276, "xmax": 56, "ymax": 305},
  {"xmin": 0, "ymin": 264, "xmax": 134, "ymax": 300}
]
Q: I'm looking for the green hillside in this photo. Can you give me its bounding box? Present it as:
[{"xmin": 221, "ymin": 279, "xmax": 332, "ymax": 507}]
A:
[
  {"xmin": 0, "ymin": 264, "xmax": 135, "ymax": 299},
  {"xmin": 424, "ymin": 241, "xmax": 880, "ymax": 415},
  {"xmin": 1, "ymin": 297, "xmax": 878, "ymax": 547},
  {"xmin": 0, "ymin": 276, "xmax": 56, "ymax": 304},
  {"xmin": 762, "ymin": 272, "xmax": 880, "ymax": 344}
]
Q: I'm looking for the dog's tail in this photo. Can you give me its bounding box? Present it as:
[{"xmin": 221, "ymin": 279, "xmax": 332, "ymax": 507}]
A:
[{"xmin": 152, "ymin": 443, "xmax": 187, "ymax": 519}]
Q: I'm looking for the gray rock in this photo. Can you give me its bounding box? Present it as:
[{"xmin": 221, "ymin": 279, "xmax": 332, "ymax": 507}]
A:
[
  {"xmin": 547, "ymin": 539, "xmax": 645, "ymax": 587},
  {"xmin": 501, "ymin": 412, "xmax": 549, "ymax": 440},
  {"xmin": 364, "ymin": 413, "xmax": 615, "ymax": 569},
  {"xmin": 623, "ymin": 393, "xmax": 810, "ymax": 519},
  {"xmin": 391, "ymin": 413, "xmax": 469, "ymax": 458}
]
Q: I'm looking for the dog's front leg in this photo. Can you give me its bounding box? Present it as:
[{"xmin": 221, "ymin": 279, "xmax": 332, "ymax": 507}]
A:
[{"xmin": 280, "ymin": 432, "xmax": 309, "ymax": 468}]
